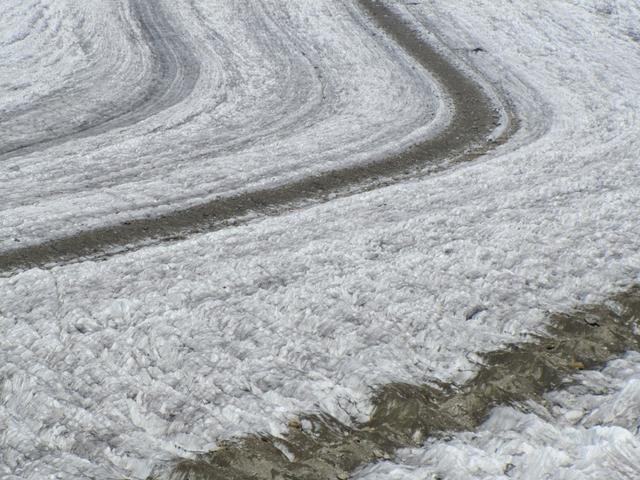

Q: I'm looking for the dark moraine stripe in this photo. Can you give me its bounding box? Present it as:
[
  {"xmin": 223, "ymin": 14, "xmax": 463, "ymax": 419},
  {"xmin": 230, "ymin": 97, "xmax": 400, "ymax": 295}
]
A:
[
  {"xmin": 169, "ymin": 286, "xmax": 640, "ymax": 480},
  {"xmin": 0, "ymin": 0, "xmax": 513, "ymax": 275}
]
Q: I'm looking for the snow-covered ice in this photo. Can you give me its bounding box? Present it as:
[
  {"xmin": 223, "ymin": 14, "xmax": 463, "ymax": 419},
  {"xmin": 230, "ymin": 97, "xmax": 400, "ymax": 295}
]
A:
[
  {"xmin": 0, "ymin": 0, "xmax": 444, "ymax": 251},
  {"xmin": 354, "ymin": 352, "xmax": 640, "ymax": 480},
  {"xmin": 2, "ymin": 0, "xmax": 640, "ymax": 478}
]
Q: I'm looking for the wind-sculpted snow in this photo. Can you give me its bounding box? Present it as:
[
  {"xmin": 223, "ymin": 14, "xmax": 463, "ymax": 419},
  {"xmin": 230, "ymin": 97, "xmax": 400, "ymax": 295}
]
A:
[
  {"xmin": 354, "ymin": 353, "xmax": 640, "ymax": 480},
  {"xmin": 2, "ymin": 0, "xmax": 640, "ymax": 479},
  {"xmin": 0, "ymin": 0, "xmax": 444, "ymax": 252}
]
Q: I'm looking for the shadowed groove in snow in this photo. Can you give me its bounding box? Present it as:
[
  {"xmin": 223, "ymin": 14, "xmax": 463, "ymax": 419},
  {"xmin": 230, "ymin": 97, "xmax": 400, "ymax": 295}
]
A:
[
  {"xmin": 166, "ymin": 287, "xmax": 640, "ymax": 480},
  {"xmin": 0, "ymin": 0, "xmax": 515, "ymax": 275},
  {"xmin": 0, "ymin": 0, "xmax": 201, "ymax": 160}
]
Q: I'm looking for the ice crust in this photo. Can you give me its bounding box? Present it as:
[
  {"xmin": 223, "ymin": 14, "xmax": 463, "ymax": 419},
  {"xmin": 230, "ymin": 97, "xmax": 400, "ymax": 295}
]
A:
[{"xmin": 2, "ymin": 0, "xmax": 640, "ymax": 478}]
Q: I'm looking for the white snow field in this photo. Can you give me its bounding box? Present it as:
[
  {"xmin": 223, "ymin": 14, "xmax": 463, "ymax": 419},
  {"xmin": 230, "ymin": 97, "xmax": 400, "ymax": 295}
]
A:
[
  {"xmin": 2, "ymin": 0, "xmax": 640, "ymax": 479},
  {"xmin": 354, "ymin": 352, "xmax": 640, "ymax": 480},
  {"xmin": 0, "ymin": 0, "xmax": 445, "ymax": 252}
]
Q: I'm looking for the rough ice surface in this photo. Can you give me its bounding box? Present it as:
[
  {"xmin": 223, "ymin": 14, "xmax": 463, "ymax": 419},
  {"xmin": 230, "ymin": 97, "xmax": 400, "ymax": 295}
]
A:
[
  {"xmin": 2, "ymin": 0, "xmax": 640, "ymax": 479},
  {"xmin": 0, "ymin": 0, "xmax": 444, "ymax": 251},
  {"xmin": 354, "ymin": 352, "xmax": 640, "ymax": 480}
]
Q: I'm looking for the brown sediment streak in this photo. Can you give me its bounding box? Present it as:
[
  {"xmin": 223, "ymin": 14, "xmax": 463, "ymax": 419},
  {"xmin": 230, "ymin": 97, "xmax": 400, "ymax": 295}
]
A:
[
  {"xmin": 168, "ymin": 287, "xmax": 640, "ymax": 480},
  {"xmin": 0, "ymin": 0, "xmax": 515, "ymax": 275}
]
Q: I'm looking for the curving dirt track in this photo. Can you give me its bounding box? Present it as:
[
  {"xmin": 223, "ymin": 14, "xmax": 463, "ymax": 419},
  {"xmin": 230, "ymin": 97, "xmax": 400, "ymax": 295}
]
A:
[{"xmin": 0, "ymin": 0, "xmax": 512, "ymax": 274}]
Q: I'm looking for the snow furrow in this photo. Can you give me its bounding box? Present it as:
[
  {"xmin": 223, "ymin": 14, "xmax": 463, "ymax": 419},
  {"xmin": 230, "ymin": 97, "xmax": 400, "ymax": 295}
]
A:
[
  {"xmin": 0, "ymin": 0, "xmax": 200, "ymax": 159},
  {"xmin": 0, "ymin": 0, "xmax": 445, "ymax": 252}
]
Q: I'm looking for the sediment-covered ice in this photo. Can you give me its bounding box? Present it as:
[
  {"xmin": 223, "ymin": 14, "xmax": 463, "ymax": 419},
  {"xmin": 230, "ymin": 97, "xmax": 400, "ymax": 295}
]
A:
[
  {"xmin": 354, "ymin": 352, "xmax": 640, "ymax": 480},
  {"xmin": 2, "ymin": 0, "xmax": 640, "ymax": 478},
  {"xmin": 0, "ymin": 0, "xmax": 443, "ymax": 251}
]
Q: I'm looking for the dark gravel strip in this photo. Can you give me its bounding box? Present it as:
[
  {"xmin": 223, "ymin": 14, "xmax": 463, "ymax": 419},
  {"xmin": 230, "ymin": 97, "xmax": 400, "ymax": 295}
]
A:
[
  {"xmin": 0, "ymin": 0, "xmax": 512, "ymax": 275},
  {"xmin": 168, "ymin": 287, "xmax": 640, "ymax": 480}
]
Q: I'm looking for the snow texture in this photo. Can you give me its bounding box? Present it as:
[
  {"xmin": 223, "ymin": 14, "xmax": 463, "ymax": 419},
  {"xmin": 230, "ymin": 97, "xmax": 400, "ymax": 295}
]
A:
[
  {"xmin": 354, "ymin": 352, "xmax": 640, "ymax": 480},
  {"xmin": 0, "ymin": 0, "xmax": 444, "ymax": 251},
  {"xmin": 2, "ymin": 0, "xmax": 640, "ymax": 478}
]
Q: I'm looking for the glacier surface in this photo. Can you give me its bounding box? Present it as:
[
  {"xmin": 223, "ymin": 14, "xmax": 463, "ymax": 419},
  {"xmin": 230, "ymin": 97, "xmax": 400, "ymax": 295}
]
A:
[
  {"xmin": 355, "ymin": 352, "xmax": 640, "ymax": 480},
  {"xmin": 2, "ymin": 0, "xmax": 640, "ymax": 478}
]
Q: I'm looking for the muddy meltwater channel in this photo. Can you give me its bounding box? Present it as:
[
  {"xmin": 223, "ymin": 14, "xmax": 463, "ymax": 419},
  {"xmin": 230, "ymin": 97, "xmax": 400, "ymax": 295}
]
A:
[{"xmin": 168, "ymin": 287, "xmax": 640, "ymax": 480}]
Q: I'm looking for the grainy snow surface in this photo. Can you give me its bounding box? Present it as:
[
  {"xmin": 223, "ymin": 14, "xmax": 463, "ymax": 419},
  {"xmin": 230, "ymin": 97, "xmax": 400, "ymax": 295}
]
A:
[
  {"xmin": 2, "ymin": 0, "xmax": 640, "ymax": 479},
  {"xmin": 354, "ymin": 352, "xmax": 640, "ymax": 480},
  {"xmin": 0, "ymin": 0, "xmax": 444, "ymax": 251}
]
